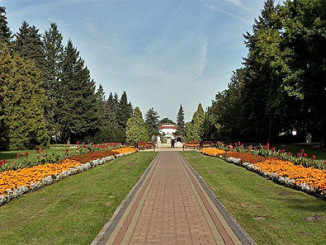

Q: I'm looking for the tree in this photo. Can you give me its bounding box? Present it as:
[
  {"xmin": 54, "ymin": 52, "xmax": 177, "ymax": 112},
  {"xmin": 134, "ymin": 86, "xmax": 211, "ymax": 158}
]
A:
[
  {"xmin": 58, "ymin": 40, "xmax": 99, "ymax": 143},
  {"xmin": 117, "ymin": 91, "xmax": 132, "ymax": 130},
  {"xmin": 176, "ymin": 105, "xmax": 185, "ymax": 135},
  {"xmin": 145, "ymin": 107, "xmax": 160, "ymax": 135},
  {"xmin": 0, "ymin": 44, "xmax": 48, "ymax": 150},
  {"xmin": 209, "ymin": 69, "xmax": 246, "ymax": 141},
  {"xmin": 277, "ymin": 0, "xmax": 326, "ymax": 145},
  {"xmin": 0, "ymin": 6, "xmax": 11, "ymax": 44},
  {"xmin": 184, "ymin": 103, "xmax": 205, "ymax": 141},
  {"xmin": 14, "ymin": 21, "xmax": 45, "ymax": 71},
  {"xmin": 42, "ymin": 23, "xmax": 64, "ymax": 140},
  {"xmin": 160, "ymin": 118, "xmax": 175, "ymax": 124},
  {"xmin": 126, "ymin": 107, "xmax": 149, "ymax": 143}
]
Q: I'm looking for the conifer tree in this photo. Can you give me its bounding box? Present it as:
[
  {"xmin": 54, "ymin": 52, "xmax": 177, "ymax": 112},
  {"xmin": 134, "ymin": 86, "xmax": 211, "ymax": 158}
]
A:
[
  {"xmin": 176, "ymin": 104, "xmax": 185, "ymax": 135},
  {"xmin": 145, "ymin": 107, "xmax": 160, "ymax": 135},
  {"xmin": 0, "ymin": 44, "xmax": 48, "ymax": 150},
  {"xmin": 15, "ymin": 21, "xmax": 45, "ymax": 71},
  {"xmin": 117, "ymin": 91, "xmax": 132, "ymax": 129},
  {"xmin": 0, "ymin": 7, "xmax": 11, "ymax": 44},
  {"xmin": 184, "ymin": 103, "xmax": 205, "ymax": 141},
  {"xmin": 43, "ymin": 23, "xmax": 64, "ymax": 139},
  {"xmin": 59, "ymin": 40, "xmax": 98, "ymax": 143},
  {"xmin": 126, "ymin": 107, "xmax": 149, "ymax": 143}
]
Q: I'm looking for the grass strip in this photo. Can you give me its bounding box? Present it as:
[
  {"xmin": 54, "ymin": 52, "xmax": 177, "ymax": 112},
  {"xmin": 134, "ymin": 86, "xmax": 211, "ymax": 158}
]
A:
[
  {"xmin": 0, "ymin": 152, "xmax": 156, "ymax": 245},
  {"xmin": 182, "ymin": 151, "xmax": 326, "ymax": 245}
]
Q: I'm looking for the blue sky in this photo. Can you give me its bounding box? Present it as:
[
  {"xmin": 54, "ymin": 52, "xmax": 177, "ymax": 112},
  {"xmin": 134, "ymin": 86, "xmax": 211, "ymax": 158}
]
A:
[{"xmin": 2, "ymin": 0, "xmax": 266, "ymax": 121}]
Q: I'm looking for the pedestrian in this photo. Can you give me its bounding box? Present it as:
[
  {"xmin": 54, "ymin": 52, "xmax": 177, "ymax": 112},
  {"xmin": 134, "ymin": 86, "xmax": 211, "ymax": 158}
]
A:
[{"xmin": 171, "ymin": 138, "xmax": 175, "ymax": 148}]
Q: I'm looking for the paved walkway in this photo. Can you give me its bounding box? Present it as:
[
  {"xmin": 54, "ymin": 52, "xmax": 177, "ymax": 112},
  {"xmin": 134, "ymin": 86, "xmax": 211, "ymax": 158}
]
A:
[{"xmin": 94, "ymin": 152, "xmax": 254, "ymax": 245}]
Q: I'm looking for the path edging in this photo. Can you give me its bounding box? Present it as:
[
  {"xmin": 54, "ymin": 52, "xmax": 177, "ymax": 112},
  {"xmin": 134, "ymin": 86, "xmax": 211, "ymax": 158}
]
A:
[
  {"xmin": 179, "ymin": 153, "xmax": 257, "ymax": 245},
  {"xmin": 91, "ymin": 153, "xmax": 160, "ymax": 245}
]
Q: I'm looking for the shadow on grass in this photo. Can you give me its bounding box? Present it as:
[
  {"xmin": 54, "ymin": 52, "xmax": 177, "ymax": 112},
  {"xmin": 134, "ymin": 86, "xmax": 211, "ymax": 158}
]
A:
[
  {"xmin": 272, "ymin": 196, "xmax": 326, "ymax": 212},
  {"xmin": 0, "ymin": 152, "xmax": 18, "ymax": 161}
]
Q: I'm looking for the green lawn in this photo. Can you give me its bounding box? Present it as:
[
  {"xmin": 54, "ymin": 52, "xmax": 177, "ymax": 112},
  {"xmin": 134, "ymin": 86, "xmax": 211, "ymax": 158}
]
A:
[
  {"xmin": 275, "ymin": 144, "xmax": 326, "ymax": 160},
  {"xmin": 0, "ymin": 146, "xmax": 72, "ymax": 163},
  {"xmin": 182, "ymin": 151, "xmax": 326, "ymax": 245},
  {"xmin": 0, "ymin": 152, "xmax": 157, "ymax": 245}
]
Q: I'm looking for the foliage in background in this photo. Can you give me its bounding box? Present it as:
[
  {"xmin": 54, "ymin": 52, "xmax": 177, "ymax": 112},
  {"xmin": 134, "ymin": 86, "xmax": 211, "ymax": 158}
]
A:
[
  {"xmin": 204, "ymin": 0, "xmax": 326, "ymax": 145},
  {"xmin": 145, "ymin": 107, "xmax": 160, "ymax": 136},
  {"xmin": 126, "ymin": 107, "xmax": 149, "ymax": 143}
]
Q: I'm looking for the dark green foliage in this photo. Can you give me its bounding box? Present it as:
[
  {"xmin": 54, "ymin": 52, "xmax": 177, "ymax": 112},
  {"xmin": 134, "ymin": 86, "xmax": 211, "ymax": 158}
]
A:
[
  {"xmin": 0, "ymin": 7, "xmax": 11, "ymax": 44},
  {"xmin": 14, "ymin": 21, "xmax": 45, "ymax": 71},
  {"xmin": 42, "ymin": 23, "xmax": 64, "ymax": 140},
  {"xmin": 160, "ymin": 117, "xmax": 175, "ymax": 124},
  {"xmin": 205, "ymin": 0, "xmax": 326, "ymax": 144},
  {"xmin": 145, "ymin": 107, "xmax": 160, "ymax": 136},
  {"xmin": 58, "ymin": 40, "xmax": 99, "ymax": 143},
  {"xmin": 117, "ymin": 91, "xmax": 132, "ymax": 129},
  {"xmin": 176, "ymin": 105, "xmax": 185, "ymax": 136}
]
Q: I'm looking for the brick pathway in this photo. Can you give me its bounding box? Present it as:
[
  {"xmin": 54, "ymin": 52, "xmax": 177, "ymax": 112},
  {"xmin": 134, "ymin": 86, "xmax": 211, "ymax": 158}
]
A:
[{"xmin": 96, "ymin": 152, "xmax": 254, "ymax": 245}]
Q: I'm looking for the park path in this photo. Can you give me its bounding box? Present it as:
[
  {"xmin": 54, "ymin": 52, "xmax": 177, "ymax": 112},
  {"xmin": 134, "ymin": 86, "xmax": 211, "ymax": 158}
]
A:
[{"xmin": 94, "ymin": 152, "xmax": 255, "ymax": 245}]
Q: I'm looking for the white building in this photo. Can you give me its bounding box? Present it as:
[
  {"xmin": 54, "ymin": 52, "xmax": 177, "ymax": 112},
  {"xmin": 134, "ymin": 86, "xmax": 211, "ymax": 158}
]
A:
[{"xmin": 159, "ymin": 124, "xmax": 177, "ymax": 143}]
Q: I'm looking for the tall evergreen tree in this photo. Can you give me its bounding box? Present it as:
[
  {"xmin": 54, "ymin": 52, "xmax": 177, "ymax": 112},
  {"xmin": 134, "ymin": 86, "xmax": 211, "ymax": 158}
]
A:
[
  {"xmin": 0, "ymin": 44, "xmax": 48, "ymax": 150},
  {"xmin": 58, "ymin": 40, "xmax": 99, "ymax": 143},
  {"xmin": 126, "ymin": 107, "xmax": 149, "ymax": 143},
  {"xmin": 176, "ymin": 105, "xmax": 185, "ymax": 135},
  {"xmin": 14, "ymin": 21, "xmax": 45, "ymax": 71},
  {"xmin": 117, "ymin": 91, "xmax": 132, "ymax": 129},
  {"xmin": 42, "ymin": 23, "xmax": 64, "ymax": 140},
  {"xmin": 145, "ymin": 107, "xmax": 160, "ymax": 135},
  {"xmin": 184, "ymin": 103, "xmax": 205, "ymax": 141},
  {"xmin": 0, "ymin": 6, "xmax": 11, "ymax": 44}
]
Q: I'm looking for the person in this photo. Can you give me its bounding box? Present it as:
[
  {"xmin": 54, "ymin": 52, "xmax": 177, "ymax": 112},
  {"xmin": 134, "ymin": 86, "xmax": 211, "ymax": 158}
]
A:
[{"xmin": 171, "ymin": 138, "xmax": 175, "ymax": 148}]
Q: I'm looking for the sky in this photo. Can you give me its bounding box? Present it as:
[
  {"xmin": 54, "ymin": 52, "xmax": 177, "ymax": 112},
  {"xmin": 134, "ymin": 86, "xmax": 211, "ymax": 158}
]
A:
[{"xmin": 2, "ymin": 0, "xmax": 266, "ymax": 121}]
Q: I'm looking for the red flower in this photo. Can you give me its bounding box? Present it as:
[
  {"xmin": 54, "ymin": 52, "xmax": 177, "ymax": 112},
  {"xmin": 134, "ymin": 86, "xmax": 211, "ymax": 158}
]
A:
[
  {"xmin": 271, "ymin": 147, "xmax": 276, "ymax": 151},
  {"xmin": 303, "ymin": 153, "xmax": 308, "ymax": 158},
  {"xmin": 312, "ymin": 155, "xmax": 316, "ymax": 160},
  {"xmin": 36, "ymin": 149, "xmax": 40, "ymax": 154},
  {"xmin": 0, "ymin": 161, "xmax": 3, "ymax": 166},
  {"xmin": 297, "ymin": 153, "xmax": 302, "ymax": 157},
  {"xmin": 287, "ymin": 152, "xmax": 292, "ymax": 156},
  {"xmin": 3, "ymin": 159, "xmax": 6, "ymax": 164},
  {"xmin": 16, "ymin": 153, "xmax": 20, "ymax": 159},
  {"xmin": 40, "ymin": 148, "xmax": 43, "ymax": 152},
  {"xmin": 65, "ymin": 148, "xmax": 69, "ymax": 153},
  {"xmin": 266, "ymin": 143, "xmax": 270, "ymax": 150},
  {"xmin": 24, "ymin": 151, "xmax": 29, "ymax": 157}
]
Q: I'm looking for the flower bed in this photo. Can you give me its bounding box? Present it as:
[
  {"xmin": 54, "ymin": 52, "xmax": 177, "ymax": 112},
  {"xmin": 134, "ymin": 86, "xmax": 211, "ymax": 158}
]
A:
[
  {"xmin": 0, "ymin": 147, "xmax": 137, "ymax": 206},
  {"xmin": 201, "ymin": 148, "xmax": 226, "ymax": 157},
  {"xmin": 201, "ymin": 149, "xmax": 326, "ymax": 199}
]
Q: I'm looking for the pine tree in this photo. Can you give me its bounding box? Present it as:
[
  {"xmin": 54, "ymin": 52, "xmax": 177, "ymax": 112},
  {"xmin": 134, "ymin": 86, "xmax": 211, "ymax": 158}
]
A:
[
  {"xmin": 106, "ymin": 92, "xmax": 122, "ymax": 142},
  {"xmin": 0, "ymin": 44, "xmax": 48, "ymax": 150},
  {"xmin": 176, "ymin": 104, "xmax": 185, "ymax": 135},
  {"xmin": 145, "ymin": 107, "xmax": 160, "ymax": 135},
  {"xmin": 0, "ymin": 7, "xmax": 11, "ymax": 44},
  {"xmin": 184, "ymin": 103, "xmax": 205, "ymax": 141},
  {"xmin": 126, "ymin": 107, "xmax": 149, "ymax": 143},
  {"xmin": 59, "ymin": 40, "xmax": 99, "ymax": 143},
  {"xmin": 42, "ymin": 23, "xmax": 64, "ymax": 140},
  {"xmin": 14, "ymin": 21, "xmax": 45, "ymax": 71},
  {"xmin": 117, "ymin": 91, "xmax": 132, "ymax": 129}
]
